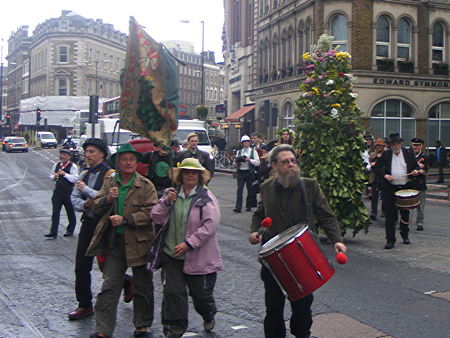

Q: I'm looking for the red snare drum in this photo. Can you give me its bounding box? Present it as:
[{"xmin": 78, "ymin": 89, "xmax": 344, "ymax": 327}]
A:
[{"xmin": 258, "ymin": 224, "xmax": 335, "ymax": 301}]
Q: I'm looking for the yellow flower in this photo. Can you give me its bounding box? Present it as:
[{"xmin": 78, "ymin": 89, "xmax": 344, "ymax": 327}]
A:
[
  {"xmin": 302, "ymin": 52, "xmax": 312, "ymax": 61},
  {"xmin": 335, "ymin": 52, "xmax": 351, "ymax": 60},
  {"xmin": 311, "ymin": 87, "xmax": 320, "ymax": 95},
  {"xmin": 331, "ymin": 103, "xmax": 341, "ymax": 108}
]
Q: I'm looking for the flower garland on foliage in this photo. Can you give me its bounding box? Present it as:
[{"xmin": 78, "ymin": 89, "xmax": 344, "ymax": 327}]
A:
[{"xmin": 295, "ymin": 35, "xmax": 370, "ymax": 236}]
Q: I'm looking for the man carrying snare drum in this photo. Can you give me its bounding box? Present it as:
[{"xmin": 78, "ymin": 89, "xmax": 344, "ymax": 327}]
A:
[
  {"xmin": 248, "ymin": 144, "xmax": 347, "ymax": 338},
  {"xmin": 373, "ymin": 133, "xmax": 420, "ymax": 250}
]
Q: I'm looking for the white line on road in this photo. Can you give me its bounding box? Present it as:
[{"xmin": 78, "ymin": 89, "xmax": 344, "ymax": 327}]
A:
[
  {"xmin": 0, "ymin": 285, "xmax": 44, "ymax": 337},
  {"xmin": 0, "ymin": 159, "xmax": 29, "ymax": 193}
]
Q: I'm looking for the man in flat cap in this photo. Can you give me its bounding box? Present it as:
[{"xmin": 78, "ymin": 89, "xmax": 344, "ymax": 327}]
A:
[
  {"xmin": 45, "ymin": 148, "xmax": 78, "ymax": 239},
  {"xmin": 410, "ymin": 138, "xmax": 428, "ymax": 231}
]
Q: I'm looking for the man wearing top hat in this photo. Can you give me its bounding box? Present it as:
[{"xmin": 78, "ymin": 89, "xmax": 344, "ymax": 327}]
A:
[
  {"xmin": 45, "ymin": 148, "xmax": 78, "ymax": 239},
  {"xmin": 410, "ymin": 138, "xmax": 429, "ymax": 231},
  {"xmin": 374, "ymin": 133, "xmax": 420, "ymax": 249}
]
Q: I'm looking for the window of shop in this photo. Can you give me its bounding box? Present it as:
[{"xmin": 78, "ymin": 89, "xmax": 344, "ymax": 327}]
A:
[
  {"xmin": 432, "ymin": 21, "xmax": 445, "ymax": 62},
  {"xmin": 376, "ymin": 15, "xmax": 391, "ymax": 58},
  {"xmin": 282, "ymin": 102, "xmax": 293, "ymax": 128},
  {"xmin": 330, "ymin": 13, "xmax": 348, "ymax": 52},
  {"xmin": 370, "ymin": 99, "xmax": 415, "ymax": 141},
  {"xmin": 428, "ymin": 102, "xmax": 450, "ymax": 146},
  {"xmin": 397, "ymin": 18, "xmax": 411, "ymax": 60}
]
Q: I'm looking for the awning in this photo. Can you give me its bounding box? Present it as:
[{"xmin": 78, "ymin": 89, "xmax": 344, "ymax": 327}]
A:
[{"xmin": 225, "ymin": 105, "xmax": 255, "ymax": 122}]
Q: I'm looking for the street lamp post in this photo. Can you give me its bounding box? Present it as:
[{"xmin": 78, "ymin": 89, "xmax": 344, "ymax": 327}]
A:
[
  {"xmin": 85, "ymin": 59, "xmax": 110, "ymax": 97},
  {"xmin": 181, "ymin": 20, "xmax": 205, "ymax": 106},
  {"xmin": 0, "ymin": 39, "xmax": 3, "ymax": 121},
  {"xmin": 200, "ymin": 20, "xmax": 205, "ymax": 106}
]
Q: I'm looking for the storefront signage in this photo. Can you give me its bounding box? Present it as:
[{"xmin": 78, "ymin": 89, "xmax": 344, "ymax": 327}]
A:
[
  {"xmin": 261, "ymin": 81, "xmax": 301, "ymax": 94},
  {"xmin": 373, "ymin": 77, "xmax": 450, "ymax": 88}
]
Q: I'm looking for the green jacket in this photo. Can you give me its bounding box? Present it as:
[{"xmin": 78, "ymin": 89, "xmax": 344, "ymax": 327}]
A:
[
  {"xmin": 251, "ymin": 177, "xmax": 342, "ymax": 245},
  {"xmin": 86, "ymin": 172, "xmax": 158, "ymax": 267}
]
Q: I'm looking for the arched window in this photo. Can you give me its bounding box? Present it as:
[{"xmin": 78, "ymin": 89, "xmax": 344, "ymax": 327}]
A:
[
  {"xmin": 376, "ymin": 15, "xmax": 391, "ymax": 58},
  {"xmin": 330, "ymin": 14, "xmax": 348, "ymax": 51},
  {"xmin": 272, "ymin": 34, "xmax": 278, "ymax": 76},
  {"xmin": 297, "ymin": 21, "xmax": 304, "ymax": 58},
  {"xmin": 432, "ymin": 21, "xmax": 445, "ymax": 62},
  {"xmin": 282, "ymin": 102, "xmax": 293, "ymax": 127},
  {"xmin": 370, "ymin": 99, "xmax": 415, "ymax": 141},
  {"xmin": 397, "ymin": 18, "xmax": 411, "ymax": 60},
  {"xmin": 305, "ymin": 20, "xmax": 312, "ymax": 53},
  {"xmin": 428, "ymin": 102, "xmax": 450, "ymax": 146}
]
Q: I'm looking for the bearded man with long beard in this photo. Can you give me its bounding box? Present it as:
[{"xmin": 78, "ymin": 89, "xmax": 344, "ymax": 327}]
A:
[{"xmin": 249, "ymin": 144, "xmax": 346, "ymax": 338}]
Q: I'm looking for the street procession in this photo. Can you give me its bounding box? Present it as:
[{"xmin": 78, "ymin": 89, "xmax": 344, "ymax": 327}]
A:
[{"xmin": 0, "ymin": 1, "xmax": 450, "ymax": 338}]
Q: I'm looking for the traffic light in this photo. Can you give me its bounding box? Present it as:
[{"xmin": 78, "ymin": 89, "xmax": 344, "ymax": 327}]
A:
[
  {"xmin": 5, "ymin": 114, "xmax": 11, "ymax": 127},
  {"xmin": 89, "ymin": 95, "xmax": 99, "ymax": 123},
  {"xmin": 36, "ymin": 108, "xmax": 42, "ymax": 124}
]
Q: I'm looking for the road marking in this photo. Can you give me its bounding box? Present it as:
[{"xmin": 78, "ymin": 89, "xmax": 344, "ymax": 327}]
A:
[
  {"xmin": 182, "ymin": 333, "xmax": 198, "ymax": 337},
  {"xmin": 0, "ymin": 285, "xmax": 44, "ymax": 337},
  {"xmin": 0, "ymin": 159, "xmax": 29, "ymax": 193},
  {"xmin": 232, "ymin": 324, "xmax": 248, "ymax": 330}
]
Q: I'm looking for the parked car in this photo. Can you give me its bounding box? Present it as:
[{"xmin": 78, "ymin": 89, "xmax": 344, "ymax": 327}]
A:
[
  {"xmin": 2, "ymin": 136, "xmax": 14, "ymax": 151},
  {"xmin": 5, "ymin": 137, "xmax": 28, "ymax": 152}
]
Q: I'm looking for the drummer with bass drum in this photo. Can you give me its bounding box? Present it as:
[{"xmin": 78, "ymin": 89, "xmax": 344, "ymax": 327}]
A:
[
  {"xmin": 248, "ymin": 144, "xmax": 346, "ymax": 338},
  {"xmin": 373, "ymin": 133, "xmax": 420, "ymax": 250}
]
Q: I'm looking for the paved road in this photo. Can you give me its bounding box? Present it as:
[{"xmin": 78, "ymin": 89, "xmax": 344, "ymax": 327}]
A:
[{"xmin": 0, "ymin": 148, "xmax": 449, "ymax": 337}]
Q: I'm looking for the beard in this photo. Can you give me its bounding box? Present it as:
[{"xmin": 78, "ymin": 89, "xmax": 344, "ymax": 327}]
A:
[{"xmin": 274, "ymin": 165, "xmax": 301, "ymax": 188}]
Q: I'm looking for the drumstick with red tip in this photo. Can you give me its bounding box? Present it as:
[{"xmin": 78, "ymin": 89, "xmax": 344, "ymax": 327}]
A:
[
  {"xmin": 258, "ymin": 217, "xmax": 273, "ymax": 237},
  {"xmin": 335, "ymin": 251, "xmax": 348, "ymax": 265}
]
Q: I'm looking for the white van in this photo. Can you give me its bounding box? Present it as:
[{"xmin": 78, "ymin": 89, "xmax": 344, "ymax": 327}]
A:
[
  {"xmin": 176, "ymin": 119, "xmax": 212, "ymax": 154},
  {"xmin": 36, "ymin": 131, "xmax": 58, "ymax": 148}
]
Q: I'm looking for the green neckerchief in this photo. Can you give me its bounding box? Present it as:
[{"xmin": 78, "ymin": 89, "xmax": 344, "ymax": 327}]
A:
[{"xmin": 115, "ymin": 172, "xmax": 136, "ymax": 234}]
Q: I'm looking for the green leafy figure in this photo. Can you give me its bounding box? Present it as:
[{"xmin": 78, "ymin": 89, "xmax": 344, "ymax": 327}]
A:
[
  {"xmin": 295, "ymin": 34, "xmax": 370, "ymax": 236},
  {"xmin": 137, "ymin": 76, "xmax": 166, "ymax": 131}
]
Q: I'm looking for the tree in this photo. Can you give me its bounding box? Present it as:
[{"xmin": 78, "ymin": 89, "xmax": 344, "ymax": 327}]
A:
[
  {"xmin": 294, "ymin": 35, "xmax": 370, "ymax": 236},
  {"xmin": 196, "ymin": 105, "xmax": 208, "ymax": 121}
]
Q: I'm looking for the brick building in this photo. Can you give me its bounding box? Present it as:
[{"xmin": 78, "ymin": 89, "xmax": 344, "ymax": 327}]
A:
[{"xmin": 224, "ymin": 0, "xmax": 450, "ymax": 147}]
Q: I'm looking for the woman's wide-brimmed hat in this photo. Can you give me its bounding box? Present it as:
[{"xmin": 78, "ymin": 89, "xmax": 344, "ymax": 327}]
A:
[{"xmin": 168, "ymin": 158, "xmax": 211, "ymax": 185}]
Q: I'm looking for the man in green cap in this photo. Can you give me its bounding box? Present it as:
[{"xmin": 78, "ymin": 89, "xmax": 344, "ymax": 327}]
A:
[{"xmin": 87, "ymin": 143, "xmax": 158, "ymax": 338}]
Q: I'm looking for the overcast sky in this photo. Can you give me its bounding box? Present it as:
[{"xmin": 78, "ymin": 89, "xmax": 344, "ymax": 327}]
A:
[{"xmin": 0, "ymin": 0, "xmax": 225, "ymax": 63}]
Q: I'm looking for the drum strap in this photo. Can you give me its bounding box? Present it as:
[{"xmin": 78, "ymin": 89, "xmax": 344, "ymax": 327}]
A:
[{"xmin": 299, "ymin": 178, "xmax": 312, "ymax": 225}]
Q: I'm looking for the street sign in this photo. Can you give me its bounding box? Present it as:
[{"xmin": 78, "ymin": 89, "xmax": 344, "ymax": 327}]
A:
[
  {"xmin": 215, "ymin": 104, "xmax": 225, "ymax": 114},
  {"xmin": 179, "ymin": 104, "xmax": 188, "ymax": 116}
]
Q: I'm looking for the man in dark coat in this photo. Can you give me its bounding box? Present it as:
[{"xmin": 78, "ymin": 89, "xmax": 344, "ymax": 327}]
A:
[
  {"xmin": 249, "ymin": 144, "xmax": 347, "ymax": 338},
  {"xmin": 176, "ymin": 133, "xmax": 214, "ymax": 176},
  {"xmin": 434, "ymin": 140, "xmax": 447, "ymax": 183},
  {"xmin": 374, "ymin": 133, "xmax": 420, "ymax": 249}
]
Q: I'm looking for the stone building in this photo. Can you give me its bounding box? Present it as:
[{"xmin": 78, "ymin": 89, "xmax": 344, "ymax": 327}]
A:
[
  {"xmin": 6, "ymin": 10, "xmax": 127, "ymax": 133},
  {"xmin": 223, "ymin": 0, "xmax": 256, "ymax": 146},
  {"xmin": 164, "ymin": 41, "xmax": 225, "ymax": 122},
  {"xmin": 225, "ymin": 0, "xmax": 450, "ymax": 147}
]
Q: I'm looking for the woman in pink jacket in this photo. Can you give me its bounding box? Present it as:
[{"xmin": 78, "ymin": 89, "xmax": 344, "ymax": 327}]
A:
[{"xmin": 150, "ymin": 158, "xmax": 223, "ymax": 338}]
